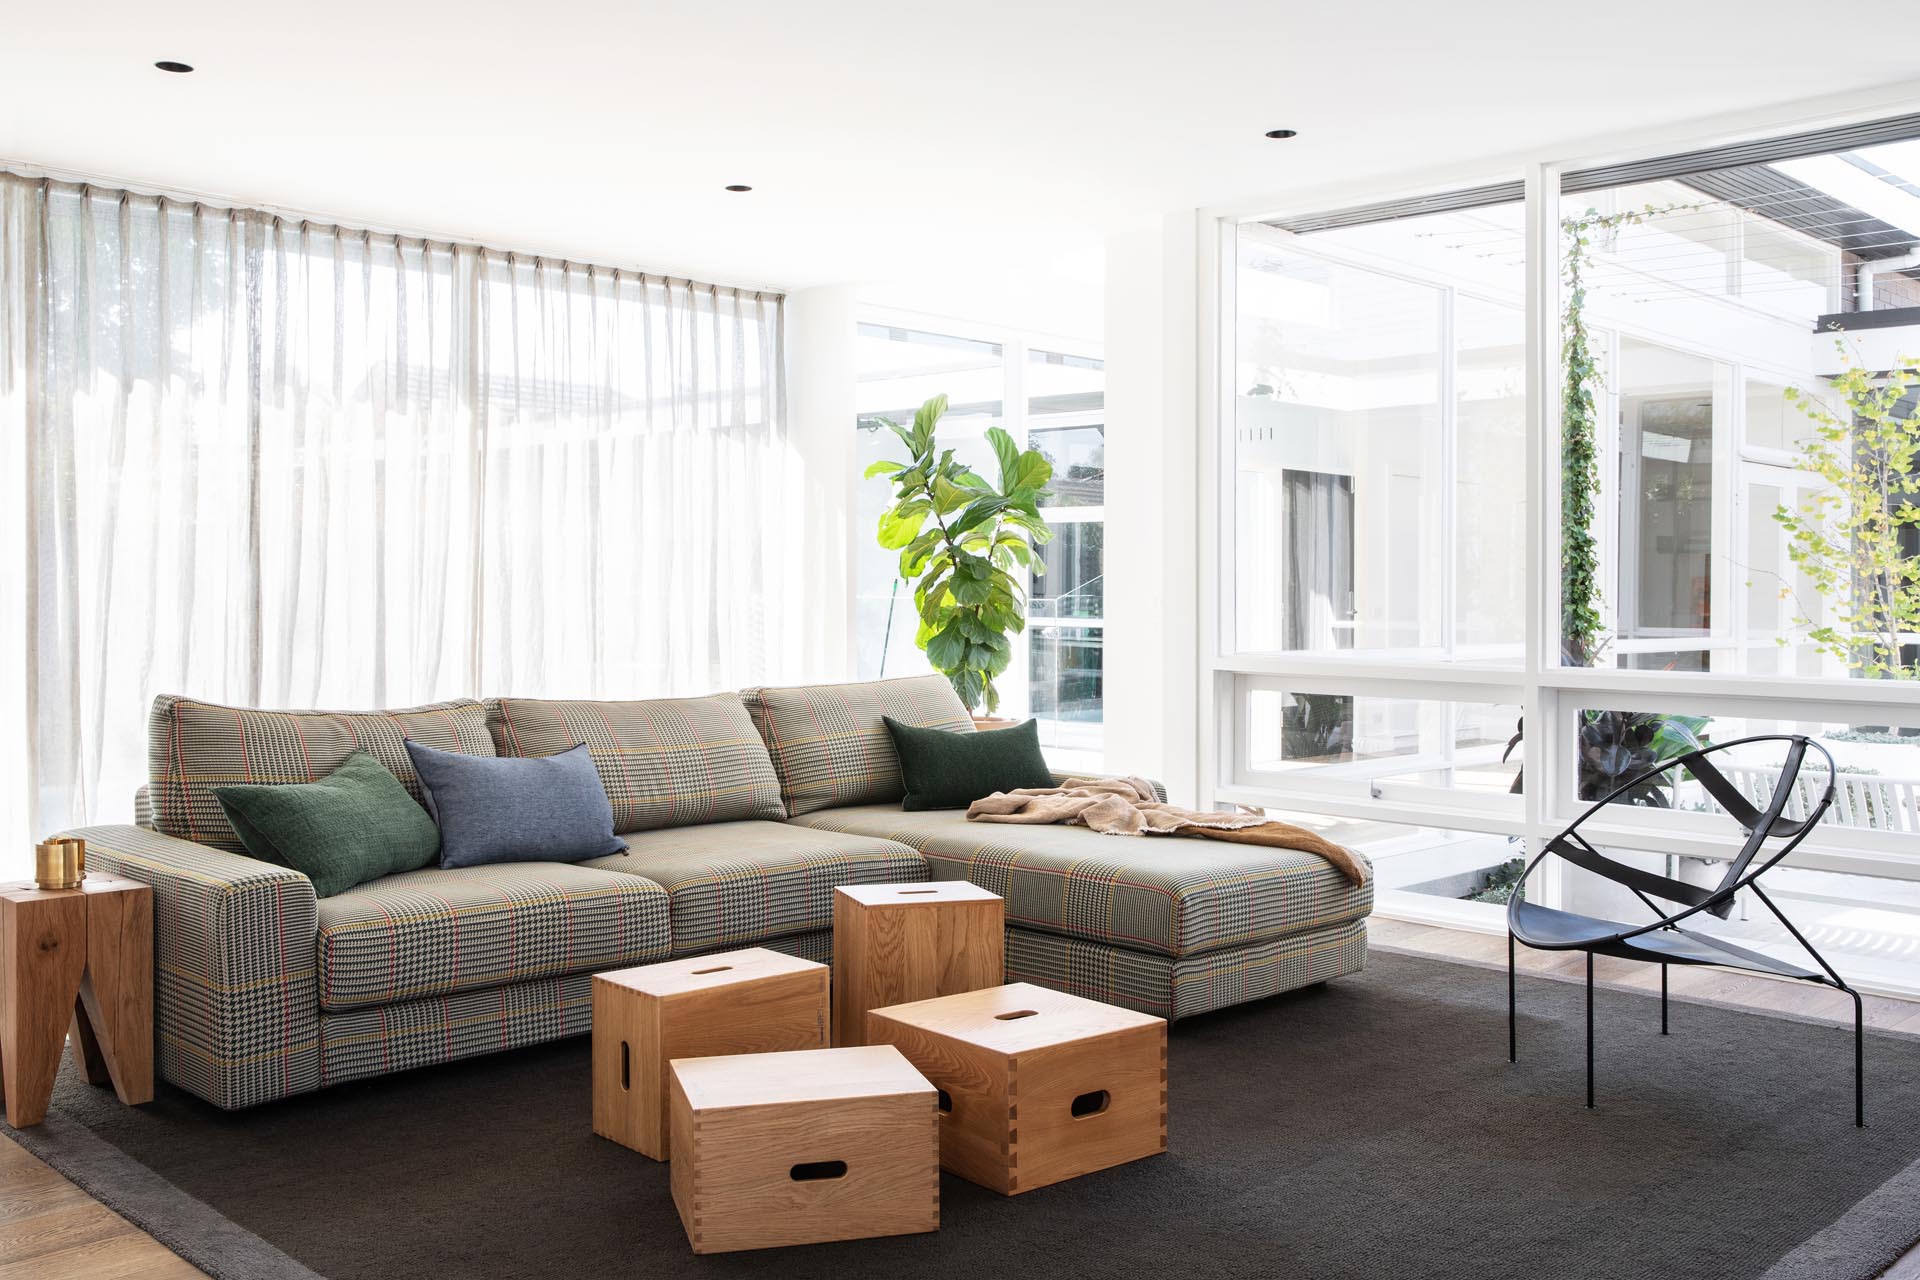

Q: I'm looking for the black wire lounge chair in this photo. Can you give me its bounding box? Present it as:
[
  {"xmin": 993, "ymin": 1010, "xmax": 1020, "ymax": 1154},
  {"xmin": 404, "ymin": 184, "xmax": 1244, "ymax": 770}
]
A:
[{"xmin": 1506, "ymin": 734, "xmax": 1864, "ymax": 1126}]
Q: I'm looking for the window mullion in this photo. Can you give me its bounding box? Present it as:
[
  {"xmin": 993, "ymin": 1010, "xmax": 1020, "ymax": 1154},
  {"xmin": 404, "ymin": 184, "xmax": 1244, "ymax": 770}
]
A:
[
  {"xmin": 1440, "ymin": 286, "xmax": 1458, "ymax": 658},
  {"xmin": 1523, "ymin": 161, "xmax": 1561, "ymax": 904}
]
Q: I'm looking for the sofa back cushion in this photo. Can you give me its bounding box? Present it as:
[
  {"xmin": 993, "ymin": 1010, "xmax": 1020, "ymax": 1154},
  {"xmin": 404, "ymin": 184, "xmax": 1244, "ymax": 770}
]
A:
[
  {"xmin": 485, "ymin": 693, "xmax": 785, "ymax": 833},
  {"xmin": 743, "ymin": 675, "xmax": 974, "ymax": 816},
  {"xmin": 148, "ymin": 694, "xmax": 495, "ymax": 853}
]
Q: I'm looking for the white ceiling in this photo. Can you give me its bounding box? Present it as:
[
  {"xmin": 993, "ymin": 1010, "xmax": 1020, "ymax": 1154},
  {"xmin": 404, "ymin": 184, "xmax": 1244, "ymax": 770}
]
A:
[{"xmin": 7, "ymin": 0, "xmax": 1920, "ymax": 306}]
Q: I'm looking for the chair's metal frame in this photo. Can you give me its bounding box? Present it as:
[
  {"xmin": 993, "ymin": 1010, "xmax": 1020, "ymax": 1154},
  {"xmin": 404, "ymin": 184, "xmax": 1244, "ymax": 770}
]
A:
[{"xmin": 1506, "ymin": 734, "xmax": 1864, "ymax": 1127}]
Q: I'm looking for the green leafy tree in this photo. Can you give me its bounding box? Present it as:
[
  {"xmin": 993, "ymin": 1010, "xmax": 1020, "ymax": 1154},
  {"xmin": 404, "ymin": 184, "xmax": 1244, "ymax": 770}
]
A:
[
  {"xmin": 1778, "ymin": 352, "xmax": 1920, "ymax": 679},
  {"xmin": 867, "ymin": 395, "xmax": 1053, "ymax": 713}
]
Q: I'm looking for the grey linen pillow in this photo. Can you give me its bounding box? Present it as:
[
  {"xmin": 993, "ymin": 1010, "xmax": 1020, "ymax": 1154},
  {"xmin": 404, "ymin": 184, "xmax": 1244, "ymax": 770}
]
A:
[{"xmin": 403, "ymin": 739, "xmax": 626, "ymax": 868}]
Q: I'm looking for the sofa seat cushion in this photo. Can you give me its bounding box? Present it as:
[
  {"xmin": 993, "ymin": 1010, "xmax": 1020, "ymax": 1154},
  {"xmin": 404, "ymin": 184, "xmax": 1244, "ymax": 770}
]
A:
[
  {"xmin": 580, "ymin": 822, "xmax": 926, "ymax": 955},
  {"xmin": 315, "ymin": 928, "xmax": 837, "ymax": 1088},
  {"xmin": 787, "ymin": 805, "xmax": 1372, "ymax": 960},
  {"xmin": 316, "ymin": 863, "xmax": 670, "ymax": 1011}
]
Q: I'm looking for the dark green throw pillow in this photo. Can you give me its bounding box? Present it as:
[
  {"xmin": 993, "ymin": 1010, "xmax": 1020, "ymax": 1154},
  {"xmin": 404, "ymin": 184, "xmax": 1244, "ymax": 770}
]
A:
[
  {"xmin": 214, "ymin": 751, "xmax": 441, "ymax": 897},
  {"xmin": 882, "ymin": 716, "xmax": 1054, "ymax": 811}
]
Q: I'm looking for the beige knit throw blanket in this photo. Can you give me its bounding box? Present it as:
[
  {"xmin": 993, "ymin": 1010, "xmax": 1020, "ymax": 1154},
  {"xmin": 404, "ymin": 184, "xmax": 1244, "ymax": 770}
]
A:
[{"xmin": 966, "ymin": 776, "xmax": 1369, "ymax": 886}]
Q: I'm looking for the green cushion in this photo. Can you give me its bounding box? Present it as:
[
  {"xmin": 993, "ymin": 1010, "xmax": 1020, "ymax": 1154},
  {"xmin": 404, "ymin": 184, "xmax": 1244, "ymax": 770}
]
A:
[
  {"xmin": 881, "ymin": 716, "xmax": 1054, "ymax": 811},
  {"xmin": 214, "ymin": 752, "xmax": 441, "ymax": 897}
]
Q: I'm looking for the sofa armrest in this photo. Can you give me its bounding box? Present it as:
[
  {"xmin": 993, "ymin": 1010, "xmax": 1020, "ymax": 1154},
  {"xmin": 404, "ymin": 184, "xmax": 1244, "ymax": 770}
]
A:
[
  {"xmin": 1049, "ymin": 771, "xmax": 1168, "ymax": 803},
  {"xmin": 64, "ymin": 825, "xmax": 321, "ymax": 1110}
]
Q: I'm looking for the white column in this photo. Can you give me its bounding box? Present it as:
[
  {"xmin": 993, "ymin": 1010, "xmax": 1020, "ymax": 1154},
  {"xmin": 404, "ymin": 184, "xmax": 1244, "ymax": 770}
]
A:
[
  {"xmin": 783, "ymin": 285, "xmax": 859, "ymax": 683},
  {"xmin": 1103, "ymin": 212, "xmax": 1201, "ymax": 803}
]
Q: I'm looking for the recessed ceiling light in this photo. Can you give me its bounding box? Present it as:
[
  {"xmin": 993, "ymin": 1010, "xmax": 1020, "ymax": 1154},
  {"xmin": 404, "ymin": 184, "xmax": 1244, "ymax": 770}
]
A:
[
  {"xmin": 724, "ymin": 184, "xmax": 752, "ymax": 193},
  {"xmin": 154, "ymin": 61, "xmax": 195, "ymax": 74},
  {"xmin": 1265, "ymin": 129, "xmax": 1298, "ymax": 140}
]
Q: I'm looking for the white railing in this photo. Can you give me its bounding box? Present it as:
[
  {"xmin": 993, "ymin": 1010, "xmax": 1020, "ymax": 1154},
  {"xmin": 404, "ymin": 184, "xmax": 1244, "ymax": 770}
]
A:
[{"xmin": 1723, "ymin": 763, "xmax": 1920, "ymax": 834}]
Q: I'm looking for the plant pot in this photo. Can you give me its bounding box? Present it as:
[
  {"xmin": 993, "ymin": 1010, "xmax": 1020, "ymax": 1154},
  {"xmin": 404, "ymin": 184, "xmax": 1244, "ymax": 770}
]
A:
[{"xmin": 971, "ymin": 716, "xmax": 1020, "ymax": 732}]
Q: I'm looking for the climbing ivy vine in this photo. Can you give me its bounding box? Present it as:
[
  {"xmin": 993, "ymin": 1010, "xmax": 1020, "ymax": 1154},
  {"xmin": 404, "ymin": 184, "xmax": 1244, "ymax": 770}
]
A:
[{"xmin": 1559, "ymin": 202, "xmax": 1697, "ymax": 665}]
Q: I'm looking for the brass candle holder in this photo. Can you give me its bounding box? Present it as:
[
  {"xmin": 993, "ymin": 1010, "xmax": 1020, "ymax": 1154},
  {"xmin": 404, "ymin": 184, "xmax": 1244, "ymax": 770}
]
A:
[{"xmin": 34, "ymin": 836, "xmax": 86, "ymax": 891}]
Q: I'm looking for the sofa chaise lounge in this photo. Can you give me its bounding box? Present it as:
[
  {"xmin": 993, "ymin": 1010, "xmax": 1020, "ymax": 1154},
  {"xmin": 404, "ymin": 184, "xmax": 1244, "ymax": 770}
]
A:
[{"xmin": 65, "ymin": 674, "xmax": 1372, "ymax": 1110}]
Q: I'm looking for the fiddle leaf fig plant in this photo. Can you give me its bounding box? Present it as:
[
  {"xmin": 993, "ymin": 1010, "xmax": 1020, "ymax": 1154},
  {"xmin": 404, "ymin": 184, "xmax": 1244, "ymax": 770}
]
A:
[{"xmin": 866, "ymin": 394, "xmax": 1053, "ymax": 714}]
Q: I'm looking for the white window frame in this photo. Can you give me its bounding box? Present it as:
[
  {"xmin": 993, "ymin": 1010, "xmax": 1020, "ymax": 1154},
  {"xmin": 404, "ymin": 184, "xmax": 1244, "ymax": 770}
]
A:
[{"xmin": 1198, "ymin": 98, "xmax": 1920, "ymax": 987}]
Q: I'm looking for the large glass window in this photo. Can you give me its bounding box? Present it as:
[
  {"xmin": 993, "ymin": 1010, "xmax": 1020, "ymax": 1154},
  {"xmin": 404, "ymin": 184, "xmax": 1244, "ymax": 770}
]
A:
[
  {"xmin": 1546, "ymin": 138, "xmax": 1920, "ymax": 995},
  {"xmin": 1612, "ymin": 338, "xmax": 1725, "ymax": 669},
  {"xmin": 1214, "ymin": 117, "xmax": 1920, "ymax": 994},
  {"xmin": 1558, "ymin": 169, "xmax": 1863, "ymax": 675},
  {"xmin": 1234, "ymin": 202, "xmax": 1526, "ymax": 664},
  {"xmin": 1235, "ymin": 241, "xmax": 1448, "ymax": 655},
  {"xmin": 1029, "ymin": 422, "xmax": 1105, "ymax": 507},
  {"xmin": 1225, "ymin": 198, "xmax": 1531, "ymax": 910},
  {"xmin": 1027, "ymin": 350, "xmax": 1106, "ymax": 763},
  {"xmin": 1235, "ymin": 682, "xmax": 1523, "ymax": 904},
  {"xmin": 1454, "ymin": 297, "xmax": 1528, "ymax": 649},
  {"xmin": 1030, "ymin": 520, "xmax": 1103, "ymax": 619}
]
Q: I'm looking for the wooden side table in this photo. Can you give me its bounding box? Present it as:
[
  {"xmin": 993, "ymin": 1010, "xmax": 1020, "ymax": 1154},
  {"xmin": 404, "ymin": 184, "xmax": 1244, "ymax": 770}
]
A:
[
  {"xmin": 592, "ymin": 947, "xmax": 827, "ymax": 1160},
  {"xmin": 0, "ymin": 876, "xmax": 154, "ymax": 1127},
  {"xmin": 866, "ymin": 981, "xmax": 1167, "ymax": 1195},
  {"xmin": 668, "ymin": 1045, "xmax": 939, "ymax": 1254},
  {"xmin": 832, "ymin": 881, "xmax": 1003, "ymax": 1047}
]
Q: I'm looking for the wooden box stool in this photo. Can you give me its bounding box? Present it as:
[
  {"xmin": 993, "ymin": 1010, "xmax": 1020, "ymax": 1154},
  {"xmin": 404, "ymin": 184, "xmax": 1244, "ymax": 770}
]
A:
[
  {"xmin": 832, "ymin": 881, "xmax": 1003, "ymax": 1046},
  {"xmin": 1, "ymin": 876, "xmax": 153, "ymax": 1129},
  {"xmin": 866, "ymin": 981, "xmax": 1166, "ymax": 1196},
  {"xmin": 592, "ymin": 947, "xmax": 826, "ymax": 1160},
  {"xmin": 669, "ymin": 1045, "xmax": 938, "ymax": 1254}
]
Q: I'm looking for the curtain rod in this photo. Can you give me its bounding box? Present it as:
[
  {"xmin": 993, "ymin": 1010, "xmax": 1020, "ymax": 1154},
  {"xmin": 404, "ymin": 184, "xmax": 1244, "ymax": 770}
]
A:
[{"xmin": 0, "ymin": 158, "xmax": 786, "ymax": 301}]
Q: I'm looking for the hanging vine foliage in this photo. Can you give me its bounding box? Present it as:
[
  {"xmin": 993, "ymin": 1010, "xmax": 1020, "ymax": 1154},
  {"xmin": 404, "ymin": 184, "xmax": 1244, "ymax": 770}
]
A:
[{"xmin": 1559, "ymin": 202, "xmax": 1699, "ymax": 666}]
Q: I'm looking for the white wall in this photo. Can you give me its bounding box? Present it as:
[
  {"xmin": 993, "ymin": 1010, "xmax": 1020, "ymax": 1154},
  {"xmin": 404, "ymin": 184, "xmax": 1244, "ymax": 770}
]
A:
[
  {"xmin": 1103, "ymin": 211, "xmax": 1201, "ymax": 803},
  {"xmin": 783, "ymin": 285, "xmax": 860, "ymax": 683},
  {"xmin": 858, "ymin": 246, "xmax": 1104, "ymax": 347}
]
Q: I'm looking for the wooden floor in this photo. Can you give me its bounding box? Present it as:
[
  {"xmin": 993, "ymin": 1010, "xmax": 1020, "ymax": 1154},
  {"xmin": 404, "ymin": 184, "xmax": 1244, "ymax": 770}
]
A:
[
  {"xmin": 0, "ymin": 1136, "xmax": 201, "ymax": 1278},
  {"xmin": 1370, "ymin": 916, "xmax": 1920, "ymax": 1034},
  {"xmin": 0, "ymin": 916, "xmax": 1914, "ymax": 1279}
]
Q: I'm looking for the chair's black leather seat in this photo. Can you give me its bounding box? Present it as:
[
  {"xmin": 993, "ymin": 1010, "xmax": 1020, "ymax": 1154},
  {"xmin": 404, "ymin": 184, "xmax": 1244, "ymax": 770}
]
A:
[
  {"xmin": 1509, "ymin": 899, "xmax": 1821, "ymax": 978},
  {"xmin": 1508, "ymin": 899, "xmax": 1627, "ymax": 949}
]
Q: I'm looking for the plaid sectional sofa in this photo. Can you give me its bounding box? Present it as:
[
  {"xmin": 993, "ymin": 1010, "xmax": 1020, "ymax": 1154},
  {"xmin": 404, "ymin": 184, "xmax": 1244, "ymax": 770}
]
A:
[{"xmin": 69, "ymin": 675, "xmax": 1371, "ymax": 1110}]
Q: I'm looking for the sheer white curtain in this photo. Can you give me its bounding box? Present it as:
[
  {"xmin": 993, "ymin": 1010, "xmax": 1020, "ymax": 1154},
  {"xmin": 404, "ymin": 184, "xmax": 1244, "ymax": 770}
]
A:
[
  {"xmin": 475, "ymin": 257, "xmax": 785, "ymax": 695},
  {"xmin": 0, "ymin": 173, "xmax": 791, "ymax": 857}
]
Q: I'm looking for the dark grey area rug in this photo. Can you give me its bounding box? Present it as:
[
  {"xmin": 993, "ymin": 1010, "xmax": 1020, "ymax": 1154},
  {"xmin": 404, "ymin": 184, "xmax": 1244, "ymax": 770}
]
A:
[{"xmin": 9, "ymin": 949, "xmax": 1920, "ymax": 1280}]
